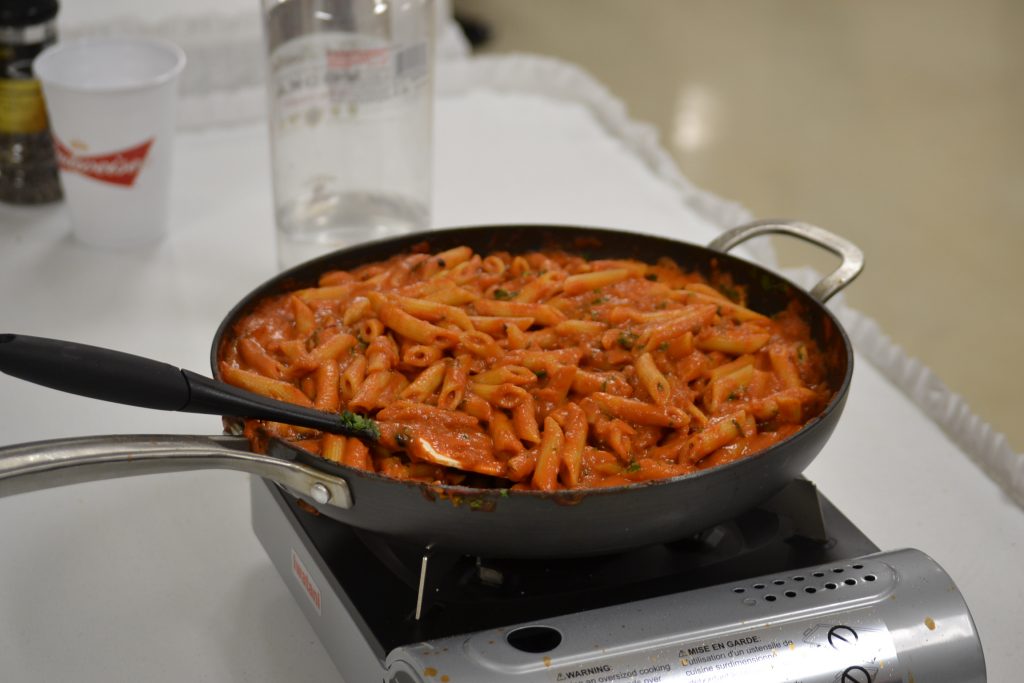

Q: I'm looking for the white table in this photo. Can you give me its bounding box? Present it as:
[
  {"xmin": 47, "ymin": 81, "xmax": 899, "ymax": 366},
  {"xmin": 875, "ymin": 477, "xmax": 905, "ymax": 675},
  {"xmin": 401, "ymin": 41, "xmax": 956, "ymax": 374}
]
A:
[{"xmin": 1, "ymin": 55, "xmax": 1021, "ymax": 682}]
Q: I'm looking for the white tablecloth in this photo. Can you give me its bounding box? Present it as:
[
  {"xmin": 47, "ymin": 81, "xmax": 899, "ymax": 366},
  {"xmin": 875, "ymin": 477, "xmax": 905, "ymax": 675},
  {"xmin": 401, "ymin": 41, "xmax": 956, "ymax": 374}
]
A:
[{"xmin": 1, "ymin": 55, "xmax": 1021, "ymax": 682}]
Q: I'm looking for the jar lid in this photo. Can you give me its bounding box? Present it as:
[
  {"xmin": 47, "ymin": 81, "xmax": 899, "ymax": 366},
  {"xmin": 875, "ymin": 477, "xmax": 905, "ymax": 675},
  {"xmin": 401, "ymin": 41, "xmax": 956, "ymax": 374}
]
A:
[{"xmin": 0, "ymin": 0, "xmax": 59, "ymax": 28}]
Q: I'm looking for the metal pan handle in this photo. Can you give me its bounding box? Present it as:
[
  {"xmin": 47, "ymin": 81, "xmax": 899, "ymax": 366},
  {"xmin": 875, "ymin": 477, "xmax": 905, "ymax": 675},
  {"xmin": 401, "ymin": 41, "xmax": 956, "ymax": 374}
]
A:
[
  {"xmin": 0, "ymin": 434, "xmax": 352, "ymax": 509},
  {"xmin": 708, "ymin": 220, "xmax": 864, "ymax": 303}
]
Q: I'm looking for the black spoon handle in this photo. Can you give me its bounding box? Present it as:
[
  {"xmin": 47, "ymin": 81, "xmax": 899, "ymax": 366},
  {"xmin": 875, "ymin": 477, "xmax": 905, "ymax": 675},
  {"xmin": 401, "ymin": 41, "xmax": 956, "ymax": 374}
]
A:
[{"xmin": 0, "ymin": 333, "xmax": 379, "ymax": 441}]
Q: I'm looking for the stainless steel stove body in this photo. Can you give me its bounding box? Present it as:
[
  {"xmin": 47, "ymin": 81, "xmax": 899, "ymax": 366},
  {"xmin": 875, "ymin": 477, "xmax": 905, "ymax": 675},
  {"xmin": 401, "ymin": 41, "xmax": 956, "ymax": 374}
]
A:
[{"xmin": 250, "ymin": 477, "xmax": 985, "ymax": 683}]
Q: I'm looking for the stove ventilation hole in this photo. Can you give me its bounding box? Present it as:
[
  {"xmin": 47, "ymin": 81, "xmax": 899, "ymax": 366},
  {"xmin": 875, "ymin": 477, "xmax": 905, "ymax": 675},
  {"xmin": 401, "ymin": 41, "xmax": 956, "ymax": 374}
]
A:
[
  {"xmin": 737, "ymin": 565, "xmax": 881, "ymax": 604},
  {"xmin": 506, "ymin": 626, "xmax": 563, "ymax": 654}
]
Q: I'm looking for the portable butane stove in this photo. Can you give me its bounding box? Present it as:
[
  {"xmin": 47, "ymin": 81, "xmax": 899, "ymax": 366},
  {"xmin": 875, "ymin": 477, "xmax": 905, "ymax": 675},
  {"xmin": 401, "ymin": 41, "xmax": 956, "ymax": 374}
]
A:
[{"xmin": 251, "ymin": 477, "xmax": 985, "ymax": 683}]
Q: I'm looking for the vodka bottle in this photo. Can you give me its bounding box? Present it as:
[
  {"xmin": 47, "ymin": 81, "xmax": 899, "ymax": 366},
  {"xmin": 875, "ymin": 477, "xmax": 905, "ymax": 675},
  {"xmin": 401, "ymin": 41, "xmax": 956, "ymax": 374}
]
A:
[{"xmin": 262, "ymin": 0, "xmax": 434, "ymax": 269}]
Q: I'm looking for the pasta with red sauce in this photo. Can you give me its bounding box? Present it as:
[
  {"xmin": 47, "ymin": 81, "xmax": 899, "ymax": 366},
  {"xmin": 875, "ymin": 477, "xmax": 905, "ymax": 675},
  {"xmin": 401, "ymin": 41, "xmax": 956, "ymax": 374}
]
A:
[{"xmin": 219, "ymin": 245, "xmax": 832, "ymax": 491}]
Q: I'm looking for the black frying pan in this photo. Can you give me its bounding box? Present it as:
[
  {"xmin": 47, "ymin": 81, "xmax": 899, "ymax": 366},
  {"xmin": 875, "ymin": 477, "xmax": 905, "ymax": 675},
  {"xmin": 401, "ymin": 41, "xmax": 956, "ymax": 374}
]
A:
[{"xmin": 0, "ymin": 221, "xmax": 862, "ymax": 558}]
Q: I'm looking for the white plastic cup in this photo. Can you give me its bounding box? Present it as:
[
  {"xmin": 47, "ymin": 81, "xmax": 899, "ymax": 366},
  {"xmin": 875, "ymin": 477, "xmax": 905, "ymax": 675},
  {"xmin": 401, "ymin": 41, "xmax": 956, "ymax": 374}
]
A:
[{"xmin": 33, "ymin": 37, "xmax": 186, "ymax": 248}]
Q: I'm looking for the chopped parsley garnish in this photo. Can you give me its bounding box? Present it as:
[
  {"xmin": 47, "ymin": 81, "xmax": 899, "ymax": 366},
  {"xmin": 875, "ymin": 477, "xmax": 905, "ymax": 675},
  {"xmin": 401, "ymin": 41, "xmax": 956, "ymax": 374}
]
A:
[
  {"xmin": 618, "ymin": 331, "xmax": 639, "ymax": 350},
  {"xmin": 493, "ymin": 288, "xmax": 517, "ymax": 300},
  {"xmin": 626, "ymin": 460, "xmax": 642, "ymax": 473},
  {"xmin": 534, "ymin": 369, "xmax": 548, "ymax": 381},
  {"xmin": 339, "ymin": 411, "xmax": 380, "ymax": 441},
  {"xmin": 644, "ymin": 273, "xmax": 658, "ymax": 281}
]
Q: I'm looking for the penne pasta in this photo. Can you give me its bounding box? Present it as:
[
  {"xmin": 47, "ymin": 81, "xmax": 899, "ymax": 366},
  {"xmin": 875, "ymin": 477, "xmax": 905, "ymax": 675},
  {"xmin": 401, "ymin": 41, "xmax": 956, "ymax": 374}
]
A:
[
  {"xmin": 562, "ymin": 268, "xmax": 631, "ymax": 295},
  {"xmin": 400, "ymin": 359, "xmax": 449, "ymax": 402},
  {"xmin": 473, "ymin": 298, "xmax": 566, "ymax": 327},
  {"xmin": 438, "ymin": 354, "xmax": 469, "ymax": 410},
  {"xmin": 402, "ymin": 343, "xmax": 443, "ymax": 368},
  {"xmin": 489, "ymin": 410, "xmax": 524, "ymax": 455},
  {"xmin": 532, "ymin": 416, "xmax": 565, "ymax": 491},
  {"xmin": 390, "ymin": 294, "xmax": 474, "ymax": 331},
  {"xmin": 348, "ymin": 370, "xmax": 393, "ymax": 413},
  {"xmin": 220, "ymin": 364, "xmax": 313, "ymax": 407},
  {"xmin": 472, "ymin": 365, "xmax": 537, "ymax": 386},
  {"xmin": 290, "ymin": 296, "xmax": 316, "ymax": 337},
  {"xmin": 322, "ymin": 434, "xmax": 345, "ymax": 463},
  {"xmin": 238, "ymin": 338, "xmax": 283, "ymax": 379},
  {"xmin": 514, "ymin": 270, "xmax": 565, "ymax": 303},
  {"xmin": 339, "ymin": 354, "xmax": 367, "ymax": 401},
  {"xmin": 635, "ymin": 352, "xmax": 671, "ymax": 405},
  {"xmin": 221, "ymin": 244, "xmax": 834, "ymax": 490},
  {"xmin": 467, "ymin": 315, "xmax": 534, "ymax": 335},
  {"xmin": 342, "ymin": 296, "xmax": 372, "ymax": 326},
  {"xmin": 379, "ymin": 303, "xmax": 459, "ymax": 346},
  {"xmin": 554, "ymin": 403, "xmax": 588, "ymax": 488},
  {"xmin": 313, "ymin": 360, "xmax": 340, "ymax": 412}
]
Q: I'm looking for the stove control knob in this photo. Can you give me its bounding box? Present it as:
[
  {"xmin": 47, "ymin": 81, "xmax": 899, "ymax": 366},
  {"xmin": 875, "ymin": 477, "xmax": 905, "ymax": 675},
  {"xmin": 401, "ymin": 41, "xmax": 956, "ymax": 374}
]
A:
[
  {"xmin": 827, "ymin": 625, "xmax": 859, "ymax": 649},
  {"xmin": 840, "ymin": 665, "xmax": 872, "ymax": 683}
]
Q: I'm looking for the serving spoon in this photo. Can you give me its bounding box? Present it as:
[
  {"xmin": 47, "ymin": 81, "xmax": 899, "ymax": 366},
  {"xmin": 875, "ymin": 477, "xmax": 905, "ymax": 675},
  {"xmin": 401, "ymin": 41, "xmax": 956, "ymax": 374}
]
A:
[{"xmin": 0, "ymin": 333, "xmax": 381, "ymax": 441}]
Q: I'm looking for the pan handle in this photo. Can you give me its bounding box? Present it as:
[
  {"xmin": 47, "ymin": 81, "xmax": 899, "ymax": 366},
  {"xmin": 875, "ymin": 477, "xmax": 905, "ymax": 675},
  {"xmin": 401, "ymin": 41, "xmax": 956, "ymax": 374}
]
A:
[
  {"xmin": 0, "ymin": 434, "xmax": 352, "ymax": 509},
  {"xmin": 708, "ymin": 220, "xmax": 864, "ymax": 303}
]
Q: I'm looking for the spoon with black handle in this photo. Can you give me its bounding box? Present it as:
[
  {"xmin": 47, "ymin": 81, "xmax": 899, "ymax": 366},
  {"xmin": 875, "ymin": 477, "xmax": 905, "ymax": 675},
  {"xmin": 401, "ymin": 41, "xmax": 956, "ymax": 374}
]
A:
[{"xmin": 0, "ymin": 333, "xmax": 380, "ymax": 441}]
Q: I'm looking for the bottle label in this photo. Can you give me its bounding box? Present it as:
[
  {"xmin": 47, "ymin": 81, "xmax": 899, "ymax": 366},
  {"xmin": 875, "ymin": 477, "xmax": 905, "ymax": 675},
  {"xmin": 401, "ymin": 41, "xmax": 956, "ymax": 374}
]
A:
[
  {"xmin": 269, "ymin": 32, "xmax": 428, "ymax": 129},
  {"xmin": 0, "ymin": 78, "xmax": 47, "ymax": 133},
  {"xmin": 0, "ymin": 27, "xmax": 55, "ymax": 134}
]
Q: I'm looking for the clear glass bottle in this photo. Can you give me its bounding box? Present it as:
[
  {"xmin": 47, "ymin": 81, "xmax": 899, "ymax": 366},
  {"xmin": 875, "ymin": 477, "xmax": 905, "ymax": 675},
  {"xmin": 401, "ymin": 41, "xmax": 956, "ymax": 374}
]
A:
[
  {"xmin": 0, "ymin": 0, "xmax": 62, "ymax": 204},
  {"xmin": 262, "ymin": 0, "xmax": 434, "ymax": 269}
]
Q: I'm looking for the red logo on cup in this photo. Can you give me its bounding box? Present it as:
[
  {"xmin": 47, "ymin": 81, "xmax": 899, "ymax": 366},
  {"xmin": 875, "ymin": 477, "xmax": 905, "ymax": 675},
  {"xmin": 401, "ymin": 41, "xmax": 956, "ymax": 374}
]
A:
[{"xmin": 54, "ymin": 137, "xmax": 154, "ymax": 187}]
